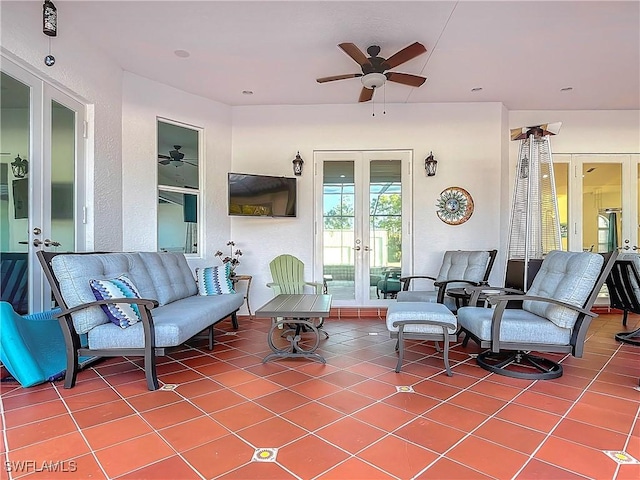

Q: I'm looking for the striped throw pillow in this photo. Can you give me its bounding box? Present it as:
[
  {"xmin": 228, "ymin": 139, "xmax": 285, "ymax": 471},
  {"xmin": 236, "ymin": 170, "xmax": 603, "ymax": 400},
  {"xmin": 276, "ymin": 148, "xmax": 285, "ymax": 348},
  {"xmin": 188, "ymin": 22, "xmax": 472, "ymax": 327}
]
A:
[
  {"xmin": 90, "ymin": 275, "xmax": 142, "ymax": 328},
  {"xmin": 196, "ymin": 264, "xmax": 235, "ymax": 295}
]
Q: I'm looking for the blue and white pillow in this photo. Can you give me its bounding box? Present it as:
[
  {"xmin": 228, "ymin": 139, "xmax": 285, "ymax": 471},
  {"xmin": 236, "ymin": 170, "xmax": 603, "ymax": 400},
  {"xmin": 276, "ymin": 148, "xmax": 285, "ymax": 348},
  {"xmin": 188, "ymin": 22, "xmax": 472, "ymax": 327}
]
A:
[
  {"xmin": 89, "ymin": 275, "xmax": 143, "ymax": 328},
  {"xmin": 196, "ymin": 263, "xmax": 235, "ymax": 295}
]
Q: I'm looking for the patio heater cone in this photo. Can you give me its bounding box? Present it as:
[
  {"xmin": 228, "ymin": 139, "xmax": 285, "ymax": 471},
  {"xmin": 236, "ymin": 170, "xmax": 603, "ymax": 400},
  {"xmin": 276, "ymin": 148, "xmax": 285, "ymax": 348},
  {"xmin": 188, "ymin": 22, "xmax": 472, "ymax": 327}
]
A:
[{"xmin": 508, "ymin": 122, "xmax": 562, "ymax": 290}]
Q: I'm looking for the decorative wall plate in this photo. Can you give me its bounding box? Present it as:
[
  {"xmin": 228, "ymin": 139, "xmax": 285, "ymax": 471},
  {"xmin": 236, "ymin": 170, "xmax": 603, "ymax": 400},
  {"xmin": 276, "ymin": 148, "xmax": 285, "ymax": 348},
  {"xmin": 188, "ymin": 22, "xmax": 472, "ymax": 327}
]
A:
[{"xmin": 436, "ymin": 187, "xmax": 474, "ymax": 225}]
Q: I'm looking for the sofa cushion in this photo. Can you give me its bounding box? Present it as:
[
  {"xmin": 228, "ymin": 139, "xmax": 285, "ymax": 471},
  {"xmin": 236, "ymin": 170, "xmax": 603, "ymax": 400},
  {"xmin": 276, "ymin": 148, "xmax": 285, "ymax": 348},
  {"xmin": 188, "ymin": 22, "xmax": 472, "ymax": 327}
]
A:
[
  {"xmin": 524, "ymin": 250, "xmax": 603, "ymax": 328},
  {"xmin": 87, "ymin": 293, "xmax": 244, "ymax": 349},
  {"xmin": 196, "ymin": 264, "xmax": 235, "ymax": 295},
  {"xmin": 52, "ymin": 253, "xmax": 158, "ymax": 334},
  {"xmin": 90, "ymin": 275, "xmax": 142, "ymax": 328},
  {"xmin": 138, "ymin": 252, "xmax": 198, "ymax": 305}
]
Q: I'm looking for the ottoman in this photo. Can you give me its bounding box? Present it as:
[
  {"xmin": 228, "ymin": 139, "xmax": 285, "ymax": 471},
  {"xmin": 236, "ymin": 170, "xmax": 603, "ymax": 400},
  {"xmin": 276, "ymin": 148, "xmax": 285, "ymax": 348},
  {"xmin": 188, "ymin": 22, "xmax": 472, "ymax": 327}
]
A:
[{"xmin": 386, "ymin": 302, "xmax": 458, "ymax": 376}]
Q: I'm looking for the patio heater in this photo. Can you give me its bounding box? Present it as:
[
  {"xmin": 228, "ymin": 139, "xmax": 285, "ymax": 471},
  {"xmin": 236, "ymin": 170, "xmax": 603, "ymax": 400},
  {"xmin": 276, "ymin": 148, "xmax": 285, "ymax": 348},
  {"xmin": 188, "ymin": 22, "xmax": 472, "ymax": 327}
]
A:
[{"xmin": 507, "ymin": 122, "xmax": 562, "ymax": 290}]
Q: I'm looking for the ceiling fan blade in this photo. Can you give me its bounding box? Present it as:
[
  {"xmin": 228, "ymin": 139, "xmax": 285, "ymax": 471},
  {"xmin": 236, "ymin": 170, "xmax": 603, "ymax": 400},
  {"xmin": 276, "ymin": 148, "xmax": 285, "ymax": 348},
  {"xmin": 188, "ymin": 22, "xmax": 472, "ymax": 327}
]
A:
[
  {"xmin": 158, "ymin": 158, "xmax": 170, "ymax": 165},
  {"xmin": 317, "ymin": 73, "xmax": 362, "ymax": 83},
  {"xmin": 338, "ymin": 43, "xmax": 369, "ymax": 67},
  {"xmin": 183, "ymin": 160, "xmax": 198, "ymax": 167},
  {"xmin": 386, "ymin": 72, "xmax": 427, "ymax": 87},
  {"xmin": 358, "ymin": 87, "xmax": 374, "ymax": 103},
  {"xmin": 158, "ymin": 154, "xmax": 171, "ymax": 159},
  {"xmin": 385, "ymin": 42, "xmax": 427, "ymax": 69}
]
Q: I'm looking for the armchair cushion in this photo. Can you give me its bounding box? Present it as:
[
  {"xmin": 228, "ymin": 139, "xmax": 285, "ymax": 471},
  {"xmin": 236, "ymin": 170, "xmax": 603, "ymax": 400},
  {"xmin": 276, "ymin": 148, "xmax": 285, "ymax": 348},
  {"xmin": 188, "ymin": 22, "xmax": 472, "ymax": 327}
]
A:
[
  {"xmin": 523, "ymin": 250, "xmax": 604, "ymax": 328},
  {"xmin": 435, "ymin": 250, "xmax": 491, "ymax": 286},
  {"xmin": 457, "ymin": 307, "xmax": 572, "ymax": 345}
]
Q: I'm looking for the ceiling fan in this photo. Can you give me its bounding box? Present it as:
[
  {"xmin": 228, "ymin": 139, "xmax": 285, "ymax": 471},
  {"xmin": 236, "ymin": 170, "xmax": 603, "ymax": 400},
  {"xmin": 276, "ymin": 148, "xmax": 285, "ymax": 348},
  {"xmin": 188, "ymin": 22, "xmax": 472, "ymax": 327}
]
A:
[
  {"xmin": 317, "ymin": 42, "xmax": 428, "ymax": 102},
  {"xmin": 158, "ymin": 145, "xmax": 197, "ymax": 167}
]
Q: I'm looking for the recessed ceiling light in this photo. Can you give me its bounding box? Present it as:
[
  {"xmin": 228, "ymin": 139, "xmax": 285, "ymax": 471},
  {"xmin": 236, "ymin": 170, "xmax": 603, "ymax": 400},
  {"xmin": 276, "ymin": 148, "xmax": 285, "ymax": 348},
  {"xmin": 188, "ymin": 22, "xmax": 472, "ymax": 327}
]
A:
[
  {"xmin": 174, "ymin": 50, "xmax": 190, "ymax": 58},
  {"xmin": 561, "ymin": 87, "xmax": 573, "ymax": 92},
  {"xmin": 471, "ymin": 87, "xmax": 483, "ymax": 92},
  {"xmin": 242, "ymin": 90, "xmax": 254, "ymax": 95}
]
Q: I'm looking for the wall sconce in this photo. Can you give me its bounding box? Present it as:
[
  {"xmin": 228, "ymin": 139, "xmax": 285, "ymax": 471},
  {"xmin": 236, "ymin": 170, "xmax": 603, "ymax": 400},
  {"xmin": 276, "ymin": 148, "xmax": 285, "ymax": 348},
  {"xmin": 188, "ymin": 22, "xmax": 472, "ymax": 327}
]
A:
[
  {"xmin": 43, "ymin": 0, "xmax": 57, "ymax": 36},
  {"xmin": 11, "ymin": 155, "xmax": 29, "ymax": 179},
  {"xmin": 292, "ymin": 151, "xmax": 304, "ymax": 176},
  {"xmin": 424, "ymin": 151, "xmax": 437, "ymax": 176}
]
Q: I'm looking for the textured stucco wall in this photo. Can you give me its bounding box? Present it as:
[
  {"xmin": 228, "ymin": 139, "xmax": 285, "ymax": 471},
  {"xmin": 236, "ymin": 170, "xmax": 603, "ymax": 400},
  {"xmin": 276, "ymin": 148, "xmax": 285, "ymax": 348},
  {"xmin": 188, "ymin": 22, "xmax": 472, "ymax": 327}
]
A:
[
  {"xmin": 121, "ymin": 72, "xmax": 233, "ymax": 263},
  {"xmin": 231, "ymin": 102, "xmax": 506, "ymax": 309},
  {"xmin": 1, "ymin": 1, "xmax": 124, "ymax": 250}
]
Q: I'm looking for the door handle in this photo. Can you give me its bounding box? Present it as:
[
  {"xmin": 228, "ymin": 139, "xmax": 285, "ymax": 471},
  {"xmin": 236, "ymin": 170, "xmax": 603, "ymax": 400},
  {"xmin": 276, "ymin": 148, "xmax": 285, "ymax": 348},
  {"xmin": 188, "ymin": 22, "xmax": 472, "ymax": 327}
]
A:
[
  {"xmin": 353, "ymin": 246, "xmax": 361, "ymax": 251},
  {"xmin": 44, "ymin": 239, "xmax": 61, "ymax": 247},
  {"xmin": 363, "ymin": 246, "xmax": 371, "ymax": 251},
  {"xmin": 32, "ymin": 239, "xmax": 43, "ymax": 247}
]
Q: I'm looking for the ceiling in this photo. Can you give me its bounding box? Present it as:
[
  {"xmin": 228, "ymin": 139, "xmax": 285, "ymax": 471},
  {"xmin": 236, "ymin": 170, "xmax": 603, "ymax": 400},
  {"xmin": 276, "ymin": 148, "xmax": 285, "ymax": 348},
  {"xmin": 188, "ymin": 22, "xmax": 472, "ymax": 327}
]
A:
[{"xmin": 58, "ymin": 0, "xmax": 639, "ymax": 110}]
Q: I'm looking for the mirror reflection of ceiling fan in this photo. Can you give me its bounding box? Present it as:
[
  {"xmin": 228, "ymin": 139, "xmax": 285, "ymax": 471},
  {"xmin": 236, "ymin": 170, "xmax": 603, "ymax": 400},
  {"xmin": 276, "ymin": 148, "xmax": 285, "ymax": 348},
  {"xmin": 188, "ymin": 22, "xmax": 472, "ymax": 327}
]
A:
[
  {"xmin": 317, "ymin": 42, "xmax": 428, "ymax": 102},
  {"xmin": 158, "ymin": 145, "xmax": 197, "ymax": 167}
]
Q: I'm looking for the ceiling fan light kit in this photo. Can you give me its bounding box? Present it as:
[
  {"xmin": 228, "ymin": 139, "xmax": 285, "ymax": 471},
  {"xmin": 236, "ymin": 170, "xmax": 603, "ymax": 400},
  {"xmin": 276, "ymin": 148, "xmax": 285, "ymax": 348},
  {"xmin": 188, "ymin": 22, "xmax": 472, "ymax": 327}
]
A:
[{"xmin": 361, "ymin": 73, "xmax": 386, "ymax": 90}]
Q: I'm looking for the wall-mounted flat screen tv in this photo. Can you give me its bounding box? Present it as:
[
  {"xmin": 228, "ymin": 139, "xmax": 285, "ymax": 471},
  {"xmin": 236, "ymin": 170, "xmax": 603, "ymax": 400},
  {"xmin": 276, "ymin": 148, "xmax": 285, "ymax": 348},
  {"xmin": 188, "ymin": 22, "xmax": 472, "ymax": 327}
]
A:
[{"xmin": 228, "ymin": 173, "xmax": 297, "ymax": 217}]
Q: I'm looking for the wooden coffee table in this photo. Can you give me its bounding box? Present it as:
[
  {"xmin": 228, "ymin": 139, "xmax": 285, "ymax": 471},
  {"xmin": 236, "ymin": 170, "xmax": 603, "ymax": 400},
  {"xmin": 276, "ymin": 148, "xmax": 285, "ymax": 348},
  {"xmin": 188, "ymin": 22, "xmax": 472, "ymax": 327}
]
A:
[{"xmin": 256, "ymin": 294, "xmax": 332, "ymax": 364}]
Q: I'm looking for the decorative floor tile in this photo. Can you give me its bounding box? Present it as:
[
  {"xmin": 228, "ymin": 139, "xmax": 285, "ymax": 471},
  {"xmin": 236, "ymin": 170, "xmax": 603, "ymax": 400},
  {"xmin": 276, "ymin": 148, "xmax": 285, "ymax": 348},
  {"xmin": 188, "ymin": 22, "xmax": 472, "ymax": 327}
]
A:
[
  {"xmin": 160, "ymin": 384, "xmax": 178, "ymax": 391},
  {"xmin": 603, "ymin": 450, "xmax": 640, "ymax": 464},
  {"xmin": 252, "ymin": 448, "xmax": 278, "ymax": 462},
  {"xmin": 396, "ymin": 385, "xmax": 414, "ymax": 393}
]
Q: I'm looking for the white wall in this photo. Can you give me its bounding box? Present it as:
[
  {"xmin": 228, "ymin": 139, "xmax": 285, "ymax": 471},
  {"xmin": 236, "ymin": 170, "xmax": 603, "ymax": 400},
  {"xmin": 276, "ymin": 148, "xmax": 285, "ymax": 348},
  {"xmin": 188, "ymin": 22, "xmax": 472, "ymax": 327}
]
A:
[
  {"xmin": 121, "ymin": 72, "xmax": 233, "ymax": 270},
  {"xmin": 231, "ymin": 102, "xmax": 507, "ymax": 308},
  {"xmin": 1, "ymin": 1, "xmax": 124, "ymax": 250}
]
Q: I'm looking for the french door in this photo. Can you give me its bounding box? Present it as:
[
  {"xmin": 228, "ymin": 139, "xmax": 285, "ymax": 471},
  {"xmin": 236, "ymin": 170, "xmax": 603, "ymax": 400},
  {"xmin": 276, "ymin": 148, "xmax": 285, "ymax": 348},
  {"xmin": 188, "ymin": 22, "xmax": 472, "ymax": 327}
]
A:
[
  {"xmin": 1, "ymin": 57, "xmax": 86, "ymax": 313},
  {"xmin": 554, "ymin": 153, "xmax": 639, "ymax": 305},
  {"xmin": 314, "ymin": 150, "xmax": 412, "ymax": 306},
  {"xmin": 553, "ymin": 154, "xmax": 639, "ymax": 254}
]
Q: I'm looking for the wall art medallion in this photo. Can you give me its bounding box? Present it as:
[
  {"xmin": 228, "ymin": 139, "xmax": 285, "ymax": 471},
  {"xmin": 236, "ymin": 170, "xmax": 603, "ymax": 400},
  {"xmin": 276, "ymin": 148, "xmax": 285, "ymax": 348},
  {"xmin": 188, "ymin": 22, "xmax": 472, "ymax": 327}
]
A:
[{"xmin": 435, "ymin": 187, "xmax": 474, "ymax": 225}]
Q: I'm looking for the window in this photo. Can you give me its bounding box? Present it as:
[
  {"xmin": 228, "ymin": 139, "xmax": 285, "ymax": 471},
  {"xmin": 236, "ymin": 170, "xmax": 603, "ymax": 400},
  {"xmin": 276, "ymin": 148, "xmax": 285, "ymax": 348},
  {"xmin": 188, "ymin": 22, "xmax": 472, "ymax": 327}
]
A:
[{"xmin": 157, "ymin": 120, "xmax": 201, "ymax": 254}]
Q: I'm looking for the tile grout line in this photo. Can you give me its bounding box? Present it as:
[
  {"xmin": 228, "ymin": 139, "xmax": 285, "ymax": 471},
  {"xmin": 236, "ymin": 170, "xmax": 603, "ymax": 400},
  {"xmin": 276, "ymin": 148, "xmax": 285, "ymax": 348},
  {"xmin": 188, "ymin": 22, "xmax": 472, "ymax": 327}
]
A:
[{"xmin": 510, "ymin": 340, "xmax": 631, "ymax": 479}]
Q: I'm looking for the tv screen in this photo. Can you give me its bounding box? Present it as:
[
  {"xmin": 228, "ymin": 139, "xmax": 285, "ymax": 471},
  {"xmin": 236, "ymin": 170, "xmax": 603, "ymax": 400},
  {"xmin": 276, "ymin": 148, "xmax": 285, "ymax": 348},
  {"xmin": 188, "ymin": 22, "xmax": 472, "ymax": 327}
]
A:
[{"xmin": 228, "ymin": 173, "xmax": 297, "ymax": 217}]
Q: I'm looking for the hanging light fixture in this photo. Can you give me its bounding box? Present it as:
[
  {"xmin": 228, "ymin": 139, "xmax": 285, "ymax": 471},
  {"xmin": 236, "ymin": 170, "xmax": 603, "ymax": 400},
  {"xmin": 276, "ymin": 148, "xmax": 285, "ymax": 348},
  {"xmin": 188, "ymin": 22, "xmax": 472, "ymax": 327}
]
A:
[
  {"xmin": 43, "ymin": 0, "xmax": 57, "ymax": 36},
  {"xmin": 424, "ymin": 151, "xmax": 437, "ymax": 176},
  {"xmin": 11, "ymin": 154, "xmax": 29, "ymax": 179},
  {"xmin": 292, "ymin": 151, "xmax": 304, "ymax": 176}
]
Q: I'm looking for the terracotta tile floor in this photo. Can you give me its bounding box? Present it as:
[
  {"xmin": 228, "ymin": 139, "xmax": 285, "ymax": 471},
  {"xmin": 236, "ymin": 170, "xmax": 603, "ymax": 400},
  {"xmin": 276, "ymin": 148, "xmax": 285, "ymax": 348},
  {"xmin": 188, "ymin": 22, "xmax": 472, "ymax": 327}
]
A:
[{"xmin": 1, "ymin": 311, "xmax": 639, "ymax": 479}]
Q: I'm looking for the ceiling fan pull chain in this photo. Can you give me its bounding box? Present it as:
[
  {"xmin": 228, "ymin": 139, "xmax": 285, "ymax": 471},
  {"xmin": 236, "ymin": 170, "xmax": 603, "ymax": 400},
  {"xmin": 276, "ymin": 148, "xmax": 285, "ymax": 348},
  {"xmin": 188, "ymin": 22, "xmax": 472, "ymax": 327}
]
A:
[
  {"xmin": 383, "ymin": 83, "xmax": 386, "ymax": 115},
  {"xmin": 372, "ymin": 93, "xmax": 375, "ymax": 117}
]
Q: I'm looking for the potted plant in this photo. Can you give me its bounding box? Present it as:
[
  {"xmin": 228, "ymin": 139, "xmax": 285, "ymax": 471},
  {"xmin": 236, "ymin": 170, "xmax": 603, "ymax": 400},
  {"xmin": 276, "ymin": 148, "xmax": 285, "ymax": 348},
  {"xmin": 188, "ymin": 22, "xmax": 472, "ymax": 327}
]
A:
[{"xmin": 215, "ymin": 241, "xmax": 243, "ymax": 276}]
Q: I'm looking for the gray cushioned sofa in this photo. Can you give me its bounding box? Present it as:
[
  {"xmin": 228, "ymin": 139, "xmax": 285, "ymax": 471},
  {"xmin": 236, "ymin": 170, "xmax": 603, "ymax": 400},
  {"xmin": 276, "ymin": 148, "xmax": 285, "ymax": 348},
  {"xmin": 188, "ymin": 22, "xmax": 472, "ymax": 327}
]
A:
[{"xmin": 37, "ymin": 251, "xmax": 244, "ymax": 390}]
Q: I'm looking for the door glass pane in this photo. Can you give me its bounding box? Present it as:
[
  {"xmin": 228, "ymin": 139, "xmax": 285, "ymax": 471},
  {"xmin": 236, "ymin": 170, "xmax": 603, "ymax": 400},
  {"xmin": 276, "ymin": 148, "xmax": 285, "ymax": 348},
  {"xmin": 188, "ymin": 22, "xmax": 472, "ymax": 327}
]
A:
[
  {"xmin": 582, "ymin": 162, "xmax": 621, "ymax": 253},
  {"xmin": 369, "ymin": 160, "xmax": 402, "ymax": 299},
  {"xmin": 50, "ymin": 100, "xmax": 75, "ymax": 251},
  {"xmin": 0, "ymin": 72, "xmax": 30, "ymax": 313},
  {"xmin": 554, "ymin": 163, "xmax": 569, "ymax": 250},
  {"xmin": 323, "ymin": 161, "xmax": 355, "ymax": 300},
  {"xmin": 157, "ymin": 121, "xmax": 200, "ymax": 254}
]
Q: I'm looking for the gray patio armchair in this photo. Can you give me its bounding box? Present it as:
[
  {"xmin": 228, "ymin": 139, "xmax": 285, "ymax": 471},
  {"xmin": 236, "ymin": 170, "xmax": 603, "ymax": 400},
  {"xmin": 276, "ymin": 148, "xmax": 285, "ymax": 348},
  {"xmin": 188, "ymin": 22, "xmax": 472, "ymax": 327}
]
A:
[
  {"xmin": 457, "ymin": 250, "xmax": 618, "ymax": 380},
  {"xmin": 397, "ymin": 249, "xmax": 497, "ymax": 311}
]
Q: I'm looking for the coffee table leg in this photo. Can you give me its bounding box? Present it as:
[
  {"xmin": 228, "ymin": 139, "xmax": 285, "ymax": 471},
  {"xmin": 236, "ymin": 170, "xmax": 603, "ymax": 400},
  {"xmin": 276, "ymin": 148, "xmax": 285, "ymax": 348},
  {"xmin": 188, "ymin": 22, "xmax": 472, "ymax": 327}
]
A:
[{"xmin": 263, "ymin": 318, "xmax": 326, "ymax": 364}]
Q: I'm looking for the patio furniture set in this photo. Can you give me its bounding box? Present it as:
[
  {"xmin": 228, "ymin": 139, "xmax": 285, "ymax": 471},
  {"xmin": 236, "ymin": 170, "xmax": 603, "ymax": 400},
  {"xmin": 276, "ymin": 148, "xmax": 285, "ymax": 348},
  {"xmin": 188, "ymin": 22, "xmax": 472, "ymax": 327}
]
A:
[{"xmin": 2, "ymin": 246, "xmax": 635, "ymax": 391}]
